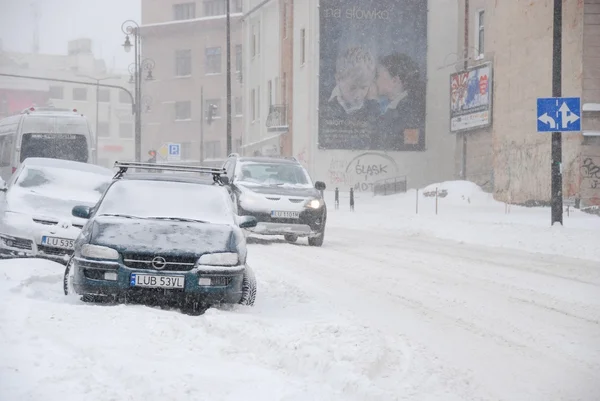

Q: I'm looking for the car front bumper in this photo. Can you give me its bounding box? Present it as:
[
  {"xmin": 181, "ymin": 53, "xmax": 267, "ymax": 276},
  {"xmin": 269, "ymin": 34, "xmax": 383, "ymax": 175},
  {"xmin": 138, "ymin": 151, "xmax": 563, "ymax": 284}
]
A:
[
  {"xmin": 238, "ymin": 205, "xmax": 326, "ymax": 237},
  {"xmin": 0, "ymin": 233, "xmax": 74, "ymax": 264},
  {"xmin": 72, "ymin": 257, "xmax": 245, "ymax": 305}
]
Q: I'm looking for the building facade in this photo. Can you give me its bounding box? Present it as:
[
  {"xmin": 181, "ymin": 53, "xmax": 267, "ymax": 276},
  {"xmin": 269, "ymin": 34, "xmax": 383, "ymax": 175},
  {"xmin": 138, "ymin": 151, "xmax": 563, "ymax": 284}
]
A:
[
  {"xmin": 455, "ymin": 0, "xmax": 600, "ymax": 207},
  {"xmin": 0, "ymin": 39, "xmax": 135, "ymax": 167},
  {"xmin": 286, "ymin": 0, "xmax": 458, "ymax": 192},
  {"xmin": 140, "ymin": 0, "xmax": 244, "ymax": 164}
]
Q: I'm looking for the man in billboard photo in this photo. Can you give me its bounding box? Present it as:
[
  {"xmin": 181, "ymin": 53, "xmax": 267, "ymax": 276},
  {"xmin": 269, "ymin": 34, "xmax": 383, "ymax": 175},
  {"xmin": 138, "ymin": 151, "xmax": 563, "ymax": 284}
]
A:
[
  {"xmin": 371, "ymin": 52, "xmax": 425, "ymax": 150},
  {"xmin": 327, "ymin": 46, "xmax": 380, "ymax": 118}
]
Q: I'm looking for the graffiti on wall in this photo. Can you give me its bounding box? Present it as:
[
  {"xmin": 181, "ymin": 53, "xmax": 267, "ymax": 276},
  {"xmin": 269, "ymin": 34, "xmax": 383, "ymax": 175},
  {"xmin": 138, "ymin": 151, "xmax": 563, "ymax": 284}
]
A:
[
  {"xmin": 580, "ymin": 156, "xmax": 600, "ymax": 206},
  {"xmin": 327, "ymin": 152, "xmax": 400, "ymax": 192}
]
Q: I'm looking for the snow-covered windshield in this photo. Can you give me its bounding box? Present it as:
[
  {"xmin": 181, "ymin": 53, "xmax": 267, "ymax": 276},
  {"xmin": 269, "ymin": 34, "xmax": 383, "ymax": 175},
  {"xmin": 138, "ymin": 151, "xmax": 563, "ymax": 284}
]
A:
[
  {"xmin": 15, "ymin": 165, "xmax": 112, "ymax": 200},
  {"xmin": 235, "ymin": 162, "xmax": 313, "ymax": 187},
  {"xmin": 96, "ymin": 180, "xmax": 235, "ymax": 225}
]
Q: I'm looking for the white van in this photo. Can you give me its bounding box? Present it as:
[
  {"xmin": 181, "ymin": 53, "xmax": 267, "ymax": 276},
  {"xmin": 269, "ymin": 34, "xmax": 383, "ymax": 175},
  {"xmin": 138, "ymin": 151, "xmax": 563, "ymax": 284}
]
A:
[{"xmin": 0, "ymin": 106, "xmax": 95, "ymax": 180}]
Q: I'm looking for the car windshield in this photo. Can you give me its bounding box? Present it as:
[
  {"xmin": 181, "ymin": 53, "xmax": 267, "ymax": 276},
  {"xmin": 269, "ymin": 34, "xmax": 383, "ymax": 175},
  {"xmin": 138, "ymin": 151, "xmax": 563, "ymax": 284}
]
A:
[
  {"xmin": 235, "ymin": 162, "xmax": 313, "ymax": 187},
  {"xmin": 96, "ymin": 180, "xmax": 235, "ymax": 225},
  {"xmin": 15, "ymin": 165, "xmax": 112, "ymax": 200},
  {"xmin": 20, "ymin": 133, "xmax": 89, "ymax": 163}
]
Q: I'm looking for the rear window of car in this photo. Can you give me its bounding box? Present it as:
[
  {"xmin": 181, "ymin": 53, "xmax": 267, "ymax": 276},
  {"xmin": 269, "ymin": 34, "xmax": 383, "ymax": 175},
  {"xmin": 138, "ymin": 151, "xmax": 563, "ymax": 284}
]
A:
[{"xmin": 96, "ymin": 180, "xmax": 235, "ymax": 225}]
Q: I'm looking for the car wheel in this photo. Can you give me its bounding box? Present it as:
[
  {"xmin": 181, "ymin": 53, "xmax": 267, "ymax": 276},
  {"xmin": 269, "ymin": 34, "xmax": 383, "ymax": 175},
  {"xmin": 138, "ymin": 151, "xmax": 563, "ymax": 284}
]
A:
[
  {"xmin": 308, "ymin": 217, "xmax": 326, "ymax": 247},
  {"xmin": 284, "ymin": 234, "xmax": 298, "ymax": 243},
  {"xmin": 63, "ymin": 257, "xmax": 76, "ymax": 296},
  {"xmin": 238, "ymin": 265, "xmax": 257, "ymax": 306}
]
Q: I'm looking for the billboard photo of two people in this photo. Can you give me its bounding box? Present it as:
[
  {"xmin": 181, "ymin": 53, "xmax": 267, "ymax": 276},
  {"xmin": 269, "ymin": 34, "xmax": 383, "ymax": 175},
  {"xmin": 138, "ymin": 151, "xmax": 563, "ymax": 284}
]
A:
[{"xmin": 318, "ymin": 0, "xmax": 427, "ymax": 151}]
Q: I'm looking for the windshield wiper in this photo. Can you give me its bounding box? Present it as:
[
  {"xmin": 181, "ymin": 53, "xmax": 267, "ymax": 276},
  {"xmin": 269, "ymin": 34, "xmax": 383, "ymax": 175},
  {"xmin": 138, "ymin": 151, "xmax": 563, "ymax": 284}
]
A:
[
  {"xmin": 147, "ymin": 216, "xmax": 209, "ymax": 224},
  {"xmin": 99, "ymin": 213, "xmax": 141, "ymax": 219}
]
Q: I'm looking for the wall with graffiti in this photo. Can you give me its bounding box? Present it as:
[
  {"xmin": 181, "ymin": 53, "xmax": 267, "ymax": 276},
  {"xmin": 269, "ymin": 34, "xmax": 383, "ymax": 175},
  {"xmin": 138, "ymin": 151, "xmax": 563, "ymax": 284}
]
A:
[{"xmin": 580, "ymin": 153, "xmax": 600, "ymax": 207}]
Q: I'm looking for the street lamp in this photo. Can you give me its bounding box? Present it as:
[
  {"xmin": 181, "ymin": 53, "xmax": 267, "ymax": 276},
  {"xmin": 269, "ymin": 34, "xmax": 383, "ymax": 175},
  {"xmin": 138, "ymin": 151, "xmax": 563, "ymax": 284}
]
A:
[
  {"xmin": 76, "ymin": 74, "xmax": 120, "ymax": 163},
  {"xmin": 121, "ymin": 19, "xmax": 155, "ymax": 162}
]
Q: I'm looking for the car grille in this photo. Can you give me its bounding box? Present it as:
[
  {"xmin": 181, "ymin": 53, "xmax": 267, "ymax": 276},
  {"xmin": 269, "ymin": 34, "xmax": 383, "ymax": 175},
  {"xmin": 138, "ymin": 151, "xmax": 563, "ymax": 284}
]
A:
[
  {"xmin": 38, "ymin": 245, "xmax": 73, "ymax": 257},
  {"xmin": 122, "ymin": 254, "xmax": 197, "ymax": 271},
  {"xmin": 4, "ymin": 237, "xmax": 33, "ymax": 250}
]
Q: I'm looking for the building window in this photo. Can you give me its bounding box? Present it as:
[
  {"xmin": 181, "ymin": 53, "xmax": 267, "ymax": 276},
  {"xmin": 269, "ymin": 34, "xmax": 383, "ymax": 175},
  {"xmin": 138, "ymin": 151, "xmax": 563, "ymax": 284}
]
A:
[
  {"xmin": 235, "ymin": 45, "xmax": 242, "ymax": 72},
  {"xmin": 233, "ymin": 0, "xmax": 242, "ymax": 13},
  {"xmin": 175, "ymin": 49, "xmax": 192, "ymax": 76},
  {"xmin": 98, "ymin": 89, "xmax": 110, "ymax": 103},
  {"xmin": 205, "ymin": 47, "xmax": 222, "ymax": 74},
  {"xmin": 256, "ymin": 85, "xmax": 260, "ymax": 119},
  {"xmin": 252, "ymin": 23, "xmax": 260, "ymax": 57},
  {"xmin": 283, "ymin": 1, "xmax": 288, "ymax": 39},
  {"xmin": 234, "ymin": 97, "xmax": 242, "ymax": 116},
  {"xmin": 300, "ymin": 28, "xmax": 306, "ymax": 65},
  {"xmin": 205, "ymin": 99, "xmax": 221, "ymax": 119},
  {"xmin": 267, "ymin": 80, "xmax": 272, "ymax": 107},
  {"xmin": 173, "ymin": 2, "xmax": 196, "ymax": 20},
  {"xmin": 476, "ymin": 10, "xmax": 485, "ymax": 58},
  {"xmin": 97, "ymin": 122, "xmax": 110, "ymax": 137},
  {"xmin": 205, "ymin": 140, "xmax": 221, "ymax": 159},
  {"xmin": 181, "ymin": 142, "xmax": 192, "ymax": 159},
  {"xmin": 73, "ymin": 88, "xmax": 87, "ymax": 101},
  {"xmin": 251, "ymin": 88, "xmax": 256, "ymax": 121},
  {"xmin": 119, "ymin": 90, "xmax": 131, "ymax": 104},
  {"xmin": 282, "ymin": 72, "xmax": 287, "ymax": 104},
  {"xmin": 204, "ymin": 0, "xmax": 225, "ymax": 16},
  {"xmin": 49, "ymin": 86, "xmax": 63, "ymax": 100},
  {"xmin": 119, "ymin": 122, "xmax": 133, "ymax": 138},
  {"xmin": 175, "ymin": 101, "xmax": 192, "ymax": 120}
]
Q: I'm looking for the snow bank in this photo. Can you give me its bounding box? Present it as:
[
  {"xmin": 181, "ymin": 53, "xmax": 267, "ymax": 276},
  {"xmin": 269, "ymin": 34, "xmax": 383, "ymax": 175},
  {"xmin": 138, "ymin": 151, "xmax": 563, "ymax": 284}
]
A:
[{"xmin": 326, "ymin": 180, "xmax": 600, "ymax": 262}]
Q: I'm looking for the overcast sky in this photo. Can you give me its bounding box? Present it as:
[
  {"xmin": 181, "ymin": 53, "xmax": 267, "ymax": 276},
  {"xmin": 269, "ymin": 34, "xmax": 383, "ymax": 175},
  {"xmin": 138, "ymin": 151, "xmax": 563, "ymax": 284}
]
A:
[{"xmin": 0, "ymin": 0, "xmax": 141, "ymax": 71}]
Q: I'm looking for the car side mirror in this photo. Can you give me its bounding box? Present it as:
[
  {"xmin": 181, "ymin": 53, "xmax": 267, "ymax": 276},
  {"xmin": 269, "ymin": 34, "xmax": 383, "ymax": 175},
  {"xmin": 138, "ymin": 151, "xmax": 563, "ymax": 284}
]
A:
[
  {"xmin": 220, "ymin": 176, "xmax": 230, "ymax": 185},
  {"xmin": 72, "ymin": 205, "xmax": 91, "ymax": 219},
  {"xmin": 238, "ymin": 215, "xmax": 257, "ymax": 229},
  {"xmin": 315, "ymin": 181, "xmax": 326, "ymax": 191},
  {"xmin": 0, "ymin": 179, "xmax": 7, "ymax": 192}
]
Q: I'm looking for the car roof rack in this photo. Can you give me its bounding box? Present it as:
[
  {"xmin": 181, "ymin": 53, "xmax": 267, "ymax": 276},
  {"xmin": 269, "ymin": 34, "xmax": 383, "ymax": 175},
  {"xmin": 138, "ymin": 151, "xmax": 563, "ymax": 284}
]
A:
[{"xmin": 113, "ymin": 161, "xmax": 228, "ymax": 184}]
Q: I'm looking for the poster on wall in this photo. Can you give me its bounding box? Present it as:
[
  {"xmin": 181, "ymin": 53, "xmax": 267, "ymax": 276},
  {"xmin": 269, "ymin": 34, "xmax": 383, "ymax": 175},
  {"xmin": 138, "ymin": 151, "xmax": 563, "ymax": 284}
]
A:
[
  {"xmin": 318, "ymin": 0, "xmax": 428, "ymax": 151},
  {"xmin": 450, "ymin": 63, "xmax": 492, "ymax": 132}
]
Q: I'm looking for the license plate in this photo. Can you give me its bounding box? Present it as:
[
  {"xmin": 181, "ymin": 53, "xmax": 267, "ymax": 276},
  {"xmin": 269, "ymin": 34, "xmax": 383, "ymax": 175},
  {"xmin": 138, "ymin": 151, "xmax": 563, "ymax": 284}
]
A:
[
  {"xmin": 41, "ymin": 236, "xmax": 74, "ymax": 249},
  {"xmin": 271, "ymin": 210, "xmax": 300, "ymax": 219},
  {"xmin": 130, "ymin": 273, "xmax": 185, "ymax": 289}
]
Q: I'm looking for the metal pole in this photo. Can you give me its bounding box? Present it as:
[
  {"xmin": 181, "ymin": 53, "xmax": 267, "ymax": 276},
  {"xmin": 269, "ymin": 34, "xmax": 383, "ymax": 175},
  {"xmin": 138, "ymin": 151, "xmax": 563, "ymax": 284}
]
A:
[
  {"xmin": 95, "ymin": 79, "xmax": 99, "ymax": 163},
  {"xmin": 200, "ymin": 86, "xmax": 204, "ymax": 163},
  {"xmin": 134, "ymin": 28, "xmax": 142, "ymax": 162},
  {"xmin": 551, "ymin": 0, "xmax": 563, "ymax": 225},
  {"xmin": 226, "ymin": 0, "xmax": 232, "ymax": 156},
  {"xmin": 461, "ymin": 0, "xmax": 469, "ymax": 180}
]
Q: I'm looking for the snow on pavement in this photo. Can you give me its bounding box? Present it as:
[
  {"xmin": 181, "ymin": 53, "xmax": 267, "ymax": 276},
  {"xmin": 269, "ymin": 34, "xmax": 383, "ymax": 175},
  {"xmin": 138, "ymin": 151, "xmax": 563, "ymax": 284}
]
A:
[{"xmin": 1, "ymin": 181, "xmax": 599, "ymax": 400}]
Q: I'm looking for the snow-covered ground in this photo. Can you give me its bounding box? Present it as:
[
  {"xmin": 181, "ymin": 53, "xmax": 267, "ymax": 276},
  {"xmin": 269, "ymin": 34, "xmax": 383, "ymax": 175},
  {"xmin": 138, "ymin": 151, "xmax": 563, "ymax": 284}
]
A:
[{"xmin": 1, "ymin": 181, "xmax": 599, "ymax": 401}]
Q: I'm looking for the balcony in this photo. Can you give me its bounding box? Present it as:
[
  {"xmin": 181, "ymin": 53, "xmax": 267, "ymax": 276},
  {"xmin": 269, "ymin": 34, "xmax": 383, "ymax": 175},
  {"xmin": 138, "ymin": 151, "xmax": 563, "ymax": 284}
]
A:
[{"xmin": 266, "ymin": 104, "xmax": 288, "ymax": 132}]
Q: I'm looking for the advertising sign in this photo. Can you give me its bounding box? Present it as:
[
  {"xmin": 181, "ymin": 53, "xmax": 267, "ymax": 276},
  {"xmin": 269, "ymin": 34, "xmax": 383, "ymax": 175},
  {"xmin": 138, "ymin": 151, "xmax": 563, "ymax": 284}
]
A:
[
  {"xmin": 450, "ymin": 63, "xmax": 492, "ymax": 132},
  {"xmin": 318, "ymin": 0, "xmax": 428, "ymax": 151}
]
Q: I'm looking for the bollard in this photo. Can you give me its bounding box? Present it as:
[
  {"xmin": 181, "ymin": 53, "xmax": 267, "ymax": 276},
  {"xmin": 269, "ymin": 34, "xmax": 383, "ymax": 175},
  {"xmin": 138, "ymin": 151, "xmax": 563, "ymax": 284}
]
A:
[
  {"xmin": 349, "ymin": 188, "xmax": 355, "ymax": 211},
  {"xmin": 335, "ymin": 187, "xmax": 340, "ymax": 210}
]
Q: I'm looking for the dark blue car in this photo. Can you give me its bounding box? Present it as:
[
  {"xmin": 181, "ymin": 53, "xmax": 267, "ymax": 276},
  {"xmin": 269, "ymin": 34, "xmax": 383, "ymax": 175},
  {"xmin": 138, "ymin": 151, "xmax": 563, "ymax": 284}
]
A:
[{"xmin": 63, "ymin": 162, "xmax": 258, "ymax": 314}]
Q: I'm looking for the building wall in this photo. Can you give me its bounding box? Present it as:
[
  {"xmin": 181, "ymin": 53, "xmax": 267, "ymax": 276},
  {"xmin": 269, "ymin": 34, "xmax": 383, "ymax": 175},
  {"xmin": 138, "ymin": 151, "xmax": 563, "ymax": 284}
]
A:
[
  {"xmin": 140, "ymin": 3, "xmax": 244, "ymax": 163},
  {"xmin": 279, "ymin": 0, "xmax": 294, "ymax": 156},
  {"xmin": 241, "ymin": 0, "xmax": 282, "ymax": 156},
  {"xmin": 292, "ymin": 0, "xmax": 458, "ymax": 191}
]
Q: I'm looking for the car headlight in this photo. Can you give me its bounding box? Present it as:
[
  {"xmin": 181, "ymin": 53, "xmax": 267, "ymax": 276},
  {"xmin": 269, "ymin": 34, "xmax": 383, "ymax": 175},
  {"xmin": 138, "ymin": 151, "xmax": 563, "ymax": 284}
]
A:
[
  {"xmin": 306, "ymin": 199, "xmax": 323, "ymax": 209},
  {"xmin": 81, "ymin": 244, "xmax": 119, "ymax": 260},
  {"xmin": 198, "ymin": 252, "xmax": 239, "ymax": 266}
]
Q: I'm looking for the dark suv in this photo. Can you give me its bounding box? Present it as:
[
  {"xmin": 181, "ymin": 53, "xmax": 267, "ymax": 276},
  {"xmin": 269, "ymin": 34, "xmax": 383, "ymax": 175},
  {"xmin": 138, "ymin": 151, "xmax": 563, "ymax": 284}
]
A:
[{"xmin": 222, "ymin": 155, "xmax": 327, "ymax": 246}]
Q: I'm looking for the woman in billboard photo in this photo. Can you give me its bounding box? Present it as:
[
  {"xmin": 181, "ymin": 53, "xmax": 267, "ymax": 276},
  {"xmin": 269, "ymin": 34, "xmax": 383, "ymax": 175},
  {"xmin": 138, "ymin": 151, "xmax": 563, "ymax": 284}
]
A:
[{"xmin": 371, "ymin": 52, "xmax": 426, "ymax": 150}]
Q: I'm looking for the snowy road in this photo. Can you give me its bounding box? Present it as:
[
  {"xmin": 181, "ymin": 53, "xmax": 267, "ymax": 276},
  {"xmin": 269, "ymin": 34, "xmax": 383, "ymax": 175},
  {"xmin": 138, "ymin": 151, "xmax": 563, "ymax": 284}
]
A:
[{"xmin": 1, "ymin": 184, "xmax": 599, "ymax": 400}]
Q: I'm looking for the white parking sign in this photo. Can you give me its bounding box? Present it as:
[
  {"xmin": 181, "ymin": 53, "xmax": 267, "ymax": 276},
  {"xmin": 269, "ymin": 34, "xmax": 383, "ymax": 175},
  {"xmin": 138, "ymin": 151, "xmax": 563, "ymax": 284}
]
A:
[{"xmin": 167, "ymin": 143, "xmax": 181, "ymax": 161}]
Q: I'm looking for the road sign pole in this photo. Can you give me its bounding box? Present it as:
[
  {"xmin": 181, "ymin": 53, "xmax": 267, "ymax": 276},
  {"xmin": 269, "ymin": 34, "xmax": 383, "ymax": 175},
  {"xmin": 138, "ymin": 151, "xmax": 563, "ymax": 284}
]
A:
[{"xmin": 551, "ymin": 0, "xmax": 563, "ymax": 226}]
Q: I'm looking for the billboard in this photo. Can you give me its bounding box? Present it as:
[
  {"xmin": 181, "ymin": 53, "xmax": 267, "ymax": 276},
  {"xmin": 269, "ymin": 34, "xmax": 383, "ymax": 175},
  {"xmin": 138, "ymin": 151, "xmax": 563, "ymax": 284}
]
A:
[
  {"xmin": 318, "ymin": 0, "xmax": 428, "ymax": 151},
  {"xmin": 450, "ymin": 63, "xmax": 492, "ymax": 132}
]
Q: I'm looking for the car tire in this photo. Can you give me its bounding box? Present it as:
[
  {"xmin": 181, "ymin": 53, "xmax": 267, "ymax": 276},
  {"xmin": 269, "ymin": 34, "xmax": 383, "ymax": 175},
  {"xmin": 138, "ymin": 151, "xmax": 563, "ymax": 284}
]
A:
[
  {"xmin": 63, "ymin": 257, "xmax": 75, "ymax": 296},
  {"xmin": 238, "ymin": 265, "xmax": 257, "ymax": 306},
  {"xmin": 308, "ymin": 216, "xmax": 326, "ymax": 247},
  {"xmin": 284, "ymin": 234, "xmax": 298, "ymax": 243}
]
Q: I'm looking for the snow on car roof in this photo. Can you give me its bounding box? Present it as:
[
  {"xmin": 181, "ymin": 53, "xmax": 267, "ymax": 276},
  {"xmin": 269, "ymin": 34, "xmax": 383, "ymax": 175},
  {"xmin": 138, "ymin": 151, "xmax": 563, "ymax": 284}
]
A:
[{"xmin": 21, "ymin": 158, "xmax": 114, "ymax": 176}]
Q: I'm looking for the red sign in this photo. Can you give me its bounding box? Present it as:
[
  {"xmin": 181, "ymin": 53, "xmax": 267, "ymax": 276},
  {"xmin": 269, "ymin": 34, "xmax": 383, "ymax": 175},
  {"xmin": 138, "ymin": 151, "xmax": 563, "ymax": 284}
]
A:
[
  {"xmin": 479, "ymin": 75, "xmax": 489, "ymax": 95},
  {"xmin": 103, "ymin": 145, "xmax": 124, "ymax": 152}
]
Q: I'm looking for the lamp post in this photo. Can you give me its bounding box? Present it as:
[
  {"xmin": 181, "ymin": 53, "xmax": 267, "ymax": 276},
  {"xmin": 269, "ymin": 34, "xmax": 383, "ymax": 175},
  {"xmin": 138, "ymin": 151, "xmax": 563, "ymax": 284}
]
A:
[
  {"xmin": 121, "ymin": 19, "xmax": 155, "ymax": 162},
  {"xmin": 226, "ymin": 0, "xmax": 232, "ymax": 156},
  {"xmin": 76, "ymin": 74, "xmax": 120, "ymax": 163}
]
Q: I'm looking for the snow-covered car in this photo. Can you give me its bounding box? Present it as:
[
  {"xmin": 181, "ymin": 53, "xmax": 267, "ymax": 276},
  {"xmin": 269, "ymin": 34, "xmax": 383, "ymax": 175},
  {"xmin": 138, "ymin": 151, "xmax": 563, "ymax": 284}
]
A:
[
  {"xmin": 222, "ymin": 155, "xmax": 328, "ymax": 246},
  {"xmin": 64, "ymin": 162, "xmax": 258, "ymax": 314},
  {"xmin": 0, "ymin": 158, "xmax": 113, "ymax": 264}
]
